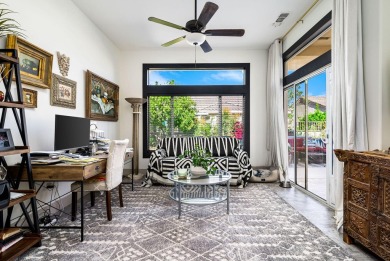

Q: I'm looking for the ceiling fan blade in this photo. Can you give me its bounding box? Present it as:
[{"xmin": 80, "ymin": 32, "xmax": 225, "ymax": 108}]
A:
[
  {"xmin": 200, "ymin": 40, "xmax": 212, "ymax": 53},
  {"xmin": 162, "ymin": 35, "xmax": 186, "ymax": 47},
  {"xmin": 197, "ymin": 2, "xmax": 219, "ymax": 28},
  {"xmin": 148, "ymin": 17, "xmax": 188, "ymax": 31},
  {"xmin": 204, "ymin": 29, "xmax": 245, "ymax": 37}
]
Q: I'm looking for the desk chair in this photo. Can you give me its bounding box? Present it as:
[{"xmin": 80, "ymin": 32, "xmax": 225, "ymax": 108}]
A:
[{"xmin": 71, "ymin": 139, "xmax": 129, "ymax": 221}]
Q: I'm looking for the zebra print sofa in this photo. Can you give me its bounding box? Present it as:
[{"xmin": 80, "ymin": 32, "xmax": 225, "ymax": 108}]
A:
[{"xmin": 143, "ymin": 136, "xmax": 253, "ymax": 188}]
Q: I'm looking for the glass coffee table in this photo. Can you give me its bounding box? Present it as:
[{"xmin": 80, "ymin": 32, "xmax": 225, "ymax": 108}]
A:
[{"xmin": 168, "ymin": 170, "xmax": 231, "ymax": 218}]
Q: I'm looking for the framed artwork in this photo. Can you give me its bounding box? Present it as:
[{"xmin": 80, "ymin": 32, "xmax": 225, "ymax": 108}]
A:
[
  {"xmin": 22, "ymin": 88, "xmax": 38, "ymax": 108},
  {"xmin": 86, "ymin": 70, "xmax": 119, "ymax": 121},
  {"xmin": 6, "ymin": 35, "xmax": 53, "ymax": 89},
  {"xmin": 0, "ymin": 129, "xmax": 15, "ymax": 151},
  {"xmin": 51, "ymin": 73, "xmax": 77, "ymax": 109}
]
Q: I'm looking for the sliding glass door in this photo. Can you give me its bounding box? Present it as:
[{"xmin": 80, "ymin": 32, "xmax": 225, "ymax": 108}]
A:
[{"xmin": 285, "ymin": 69, "xmax": 329, "ymax": 200}]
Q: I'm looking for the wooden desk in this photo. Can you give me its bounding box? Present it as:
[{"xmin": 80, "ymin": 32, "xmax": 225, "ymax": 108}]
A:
[
  {"xmin": 8, "ymin": 159, "xmax": 106, "ymax": 242},
  {"xmin": 8, "ymin": 152, "xmax": 133, "ymax": 241}
]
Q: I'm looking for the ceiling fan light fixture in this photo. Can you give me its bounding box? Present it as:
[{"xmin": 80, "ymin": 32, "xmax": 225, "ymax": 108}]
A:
[{"xmin": 186, "ymin": 32, "xmax": 206, "ymax": 46}]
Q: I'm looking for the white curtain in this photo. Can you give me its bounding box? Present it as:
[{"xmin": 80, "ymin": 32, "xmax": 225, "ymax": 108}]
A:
[
  {"xmin": 266, "ymin": 40, "xmax": 289, "ymax": 183},
  {"xmin": 331, "ymin": 0, "xmax": 368, "ymax": 229}
]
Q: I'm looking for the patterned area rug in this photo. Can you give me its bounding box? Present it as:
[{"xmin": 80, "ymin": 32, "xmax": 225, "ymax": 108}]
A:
[{"xmin": 20, "ymin": 184, "xmax": 354, "ymax": 261}]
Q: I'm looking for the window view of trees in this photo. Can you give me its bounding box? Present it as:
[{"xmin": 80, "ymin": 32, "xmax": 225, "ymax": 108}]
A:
[
  {"xmin": 287, "ymin": 84, "xmax": 326, "ymax": 139},
  {"xmin": 148, "ymin": 95, "xmax": 244, "ymax": 150},
  {"xmin": 143, "ymin": 64, "xmax": 250, "ymax": 155},
  {"xmin": 148, "ymin": 81, "xmax": 244, "ymax": 150}
]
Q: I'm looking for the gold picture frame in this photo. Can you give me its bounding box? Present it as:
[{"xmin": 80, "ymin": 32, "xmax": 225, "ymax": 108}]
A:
[
  {"xmin": 6, "ymin": 35, "xmax": 53, "ymax": 89},
  {"xmin": 51, "ymin": 73, "xmax": 77, "ymax": 109},
  {"xmin": 22, "ymin": 88, "xmax": 37, "ymax": 108},
  {"xmin": 86, "ymin": 70, "xmax": 119, "ymax": 121}
]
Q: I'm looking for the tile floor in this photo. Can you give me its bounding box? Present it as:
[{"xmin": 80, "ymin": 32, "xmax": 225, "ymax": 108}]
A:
[{"xmin": 268, "ymin": 182, "xmax": 381, "ymax": 261}]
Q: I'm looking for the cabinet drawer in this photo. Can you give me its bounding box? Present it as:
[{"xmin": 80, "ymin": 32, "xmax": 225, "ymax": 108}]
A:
[
  {"xmin": 84, "ymin": 160, "xmax": 106, "ymax": 179},
  {"xmin": 349, "ymin": 161, "xmax": 371, "ymax": 184},
  {"xmin": 348, "ymin": 211, "xmax": 369, "ymax": 239}
]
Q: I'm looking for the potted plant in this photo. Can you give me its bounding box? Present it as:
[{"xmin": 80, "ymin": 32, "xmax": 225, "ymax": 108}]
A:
[
  {"xmin": 179, "ymin": 145, "xmax": 216, "ymax": 176},
  {"xmin": 0, "ymin": 3, "xmax": 25, "ymax": 38}
]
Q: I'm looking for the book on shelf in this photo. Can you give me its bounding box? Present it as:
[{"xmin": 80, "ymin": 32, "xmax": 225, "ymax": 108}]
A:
[
  {"xmin": 0, "ymin": 236, "xmax": 23, "ymax": 252},
  {"xmin": 0, "ymin": 228, "xmax": 24, "ymax": 252},
  {"xmin": 0, "ymin": 228, "xmax": 22, "ymax": 241},
  {"xmin": 10, "ymin": 192, "xmax": 26, "ymax": 200}
]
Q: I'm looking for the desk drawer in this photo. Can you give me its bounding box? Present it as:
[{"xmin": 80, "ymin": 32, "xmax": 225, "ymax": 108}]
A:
[{"xmin": 84, "ymin": 160, "xmax": 106, "ymax": 179}]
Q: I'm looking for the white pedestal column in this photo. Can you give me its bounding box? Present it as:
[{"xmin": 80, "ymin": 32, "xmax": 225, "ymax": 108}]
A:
[{"xmin": 125, "ymin": 97, "xmax": 146, "ymax": 175}]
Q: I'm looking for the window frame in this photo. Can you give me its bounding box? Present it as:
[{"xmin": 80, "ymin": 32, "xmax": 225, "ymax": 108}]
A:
[
  {"xmin": 142, "ymin": 63, "xmax": 250, "ymax": 158},
  {"xmin": 283, "ymin": 11, "xmax": 332, "ymax": 87}
]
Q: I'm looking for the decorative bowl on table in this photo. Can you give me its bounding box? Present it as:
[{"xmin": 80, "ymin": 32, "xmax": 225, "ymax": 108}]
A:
[{"xmin": 190, "ymin": 166, "xmax": 207, "ymax": 178}]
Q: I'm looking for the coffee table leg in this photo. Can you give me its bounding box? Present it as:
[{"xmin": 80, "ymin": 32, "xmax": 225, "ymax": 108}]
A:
[
  {"xmin": 178, "ymin": 183, "xmax": 181, "ymax": 219},
  {"xmin": 227, "ymin": 180, "xmax": 230, "ymax": 214}
]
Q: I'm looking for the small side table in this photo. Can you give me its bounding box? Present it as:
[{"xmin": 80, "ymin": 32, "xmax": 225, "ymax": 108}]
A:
[{"xmin": 167, "ymin": 170, "xmax": 231, "ymax": 219}]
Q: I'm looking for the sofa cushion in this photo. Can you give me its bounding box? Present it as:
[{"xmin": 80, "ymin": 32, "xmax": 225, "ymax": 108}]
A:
[
  {"xmin": 210, "ymin": 137, "xmax": 239, "ymax": 157},
  {"xmin": 161, "ymin": 157, "xmax": 192, "ymax": 177},
  {"xmin": 159, "ymin": 137, "xmax": 187, "ymax": 157},
  {"xmin": 210, "ymin": 157, "xmax": 229, "ymax": 171},
  {"xmin": 158, "ymin": 136, "xmax": 239, "ymax": 157}
]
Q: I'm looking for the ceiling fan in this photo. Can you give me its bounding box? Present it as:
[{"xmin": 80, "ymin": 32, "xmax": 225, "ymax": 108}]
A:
[{"xmin": 148, "ymin": 0, "xmax": 245, "ymax": 53}]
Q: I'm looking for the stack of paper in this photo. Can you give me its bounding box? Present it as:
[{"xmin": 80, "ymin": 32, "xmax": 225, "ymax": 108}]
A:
[{"xmin": 59, "ymin": 156, "xmax": 100, "ymax": 163}]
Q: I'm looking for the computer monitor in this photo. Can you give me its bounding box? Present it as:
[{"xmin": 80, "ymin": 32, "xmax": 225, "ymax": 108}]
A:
[{"xmin": 54, "ymin": 115, "xmax": 90, "ymax": 152}]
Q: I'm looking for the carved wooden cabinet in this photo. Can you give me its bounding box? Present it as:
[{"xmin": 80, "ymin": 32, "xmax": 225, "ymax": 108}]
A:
[{"xmin": 335, "ymin": 150, "xmax": 390, "ymax": 260}]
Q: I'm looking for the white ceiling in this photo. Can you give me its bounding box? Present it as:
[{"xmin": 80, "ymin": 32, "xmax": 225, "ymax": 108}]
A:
[{"xmin": 71, "ymin": 0, "xmax": 316, "ymax": 51}]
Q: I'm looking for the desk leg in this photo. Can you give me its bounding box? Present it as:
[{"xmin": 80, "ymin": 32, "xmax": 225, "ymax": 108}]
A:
[{"xmin": 81, "ymin": 182, "xmax": 84, "ymax": 242}]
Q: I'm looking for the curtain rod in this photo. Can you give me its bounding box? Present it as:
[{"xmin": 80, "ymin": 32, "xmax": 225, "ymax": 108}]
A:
[{"xmin": 282, "ymin": 0, "xmax": 320, "ymax": 40}]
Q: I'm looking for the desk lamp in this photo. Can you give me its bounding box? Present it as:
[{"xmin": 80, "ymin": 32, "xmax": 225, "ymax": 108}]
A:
[{"xmin": 125, "ymin": 97, "xmax": 146, "ymax": 176}]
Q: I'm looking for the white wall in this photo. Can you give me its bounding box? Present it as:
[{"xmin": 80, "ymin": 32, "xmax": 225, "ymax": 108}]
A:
[
  {"xmin": 380, "ymin": 0, "xmax": 390, "ymax": 149},
  {"xmin": 362, "ymin": 0, "xmax": 382, "ymax": 149},
  {"xmin": 1, "ymin": 0, "xmax": 121, "ymax": 210},
  {"xmin": 118, "ymin": 48, "xmax": 269, "ymax": 169},
  {"xmin": 361, "ymin": 0, "xmax": 390, "ymax": 150},
  {"xmin": 2, "ymin": 0, "xmax": 121, "ymax": 152}
]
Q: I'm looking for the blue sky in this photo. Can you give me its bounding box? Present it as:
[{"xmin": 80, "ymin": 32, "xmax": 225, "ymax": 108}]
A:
[
  {"xmin": 307, "ymin": 71, "xmax": 326, "ymax": 96},
  {"xmin": 149, "ymin": 70, "xmax": 245, "ymax": 85},
  {"xmin": 289, "ymin": 70, "xmax": 327, "ymax": 96},
  {"xmin": 149, "ymin": 69, "xmax": 326, "ymax": 96}
]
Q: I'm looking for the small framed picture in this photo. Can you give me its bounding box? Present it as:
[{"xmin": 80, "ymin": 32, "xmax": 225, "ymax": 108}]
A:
[
  {"xmin": 0, "ymin": 129, "xmax": 15, "ymax": 151},
  {"xmin": 6, "ymin": 35, "xmax": 53, "ymax": 89},
  {"xmin": 22, "ymin": 88, "xmax": 38, "ymax": 108},
  {"xmin": 51, "ymin": 73, "xmax": 77, "ymax": 109}
]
